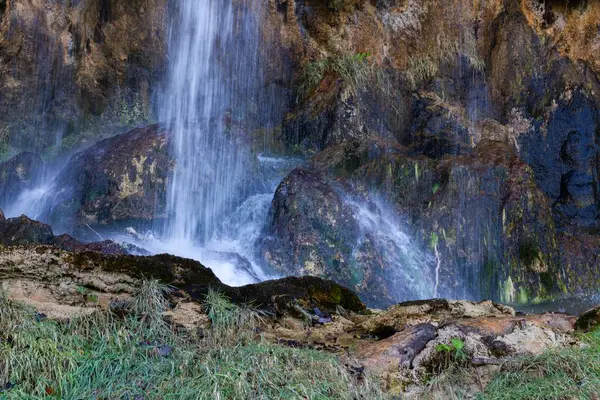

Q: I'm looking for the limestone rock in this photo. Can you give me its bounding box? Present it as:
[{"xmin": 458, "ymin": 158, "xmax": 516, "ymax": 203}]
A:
[
  {"xmin": 258, "ymin": 167, "xmax": 433, "ymax": 308},
  {"xmin": 0, "ymin": 244, "xmax": 365, "ymax": 315},
  {"xmin": 0, "ymin": 213, "xmax": 127, "ymax": 254},
  {"xmin": 355, "ymin": 311, "xmax": 576, "ymax": 396},
  {"xmin": 357, "ymin": 299, "xmax": 515, "ymax": 336}
]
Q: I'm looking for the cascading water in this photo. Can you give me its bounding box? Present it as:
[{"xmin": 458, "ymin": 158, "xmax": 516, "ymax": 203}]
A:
[
  {"xmin": 161, "ymin": 0, "xmax": 241, "ymax": 245},
  {"xmin": 345, "ymin": 196, "xmax": 436, "ymax": 301},
  {"xmin": 151, "ymin": 0, "xmax": 283, "ymax": 284}
]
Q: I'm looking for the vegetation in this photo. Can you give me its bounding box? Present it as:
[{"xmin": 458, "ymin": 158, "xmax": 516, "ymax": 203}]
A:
[
  {"xmin": 3, "ymin": 279, "xmax": 600, "ymax": 399},
  {"xmin": 0, "ymin": 283, "xmax": 386, "ymax": 399},
  {"xmin": 297, "ymin": 52, "xmax": 377, "ymax": 101},
  {"xmin": 406, "ymin": 36, "xmax": 485, "ymax": 89},
  {"xmin": 481, "ymin": 329, "xmax": 600, "ymax": 400},
  {"xmin": 422, "ymin": 330, "xmax": 600, "ymax": 400}
]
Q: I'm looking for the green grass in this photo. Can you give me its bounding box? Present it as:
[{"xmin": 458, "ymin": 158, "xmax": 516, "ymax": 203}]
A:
[
  {"xmin": 480, "ymin": 329, "xmax": 600, "ymax": 400},
  {"xmin": 406, "ymin": 36, "xmax": 484, "ymax": 89},
  {"xmin": 423, "ymin": 329, "xmax": 600, "ymax": 400},
  {"xmin": 0, "ymin": 284, "xmax": 386, "ymax": 399},
  {"xmin": 297, "ymin": 52, "xmax": 376, "ymax": 101}
]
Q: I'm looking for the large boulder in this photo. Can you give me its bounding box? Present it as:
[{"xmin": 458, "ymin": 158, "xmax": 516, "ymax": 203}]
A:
[
  {"xmin": 46, "ymin": 124, "xmax": 172, "ymax": 230},
  {"xmin": 258, "ymin": 167, "xmax": 435, "ymax": 308}
]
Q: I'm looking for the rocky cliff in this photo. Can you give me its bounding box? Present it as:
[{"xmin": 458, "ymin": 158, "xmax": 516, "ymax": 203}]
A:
[
  {"xmin": 0, "ymin": 0, "xmax": 599, "ymax": 307},
  {"xmin": 257, "ymin": 0, "xmax": 600, "ymax": 305}
]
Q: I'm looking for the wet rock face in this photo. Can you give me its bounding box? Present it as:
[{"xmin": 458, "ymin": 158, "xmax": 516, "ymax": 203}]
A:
[
  {"xmin": 0, "ymin": 0, "xmax": 168, "ymax": 151},
  {"xmin": 485, "ymin": 3, "xmax": 600, "ymax": 231},
  {"xmin": 0, "ymin": 152, "xmax": 43, "ymax": 206},
  {"xmin": 47, "ymin": 124, "xmax": 172, "ymax": 229},
  {"xmin": 259, "ymin": 167, "xmax": 435, "ymax": 308},
  {"xmin": 282, "ymin": 74, "xmax": 408, "ymax": 154},
  {"xmin": 519, "ymin": 90, "xmax": 600, "ymax": 230},
  {"xmin": 259, "ymin": 168, "xmax": 361, "ymax": 284},
  {"xmin": 261, "ymin": 0, "xmax": 600, "ymax": 305},
  {"xmin": 327, "ymin": 139, "xmax": 560, "ymax": 303}
]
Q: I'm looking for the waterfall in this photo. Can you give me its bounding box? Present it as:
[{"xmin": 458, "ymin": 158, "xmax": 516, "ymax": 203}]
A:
[
  {"xmin": 161, "ymin": 0, "xmax": 240, "ymax": 244},
  {"xmin": 346, "ymin": 196, "xmax": 436, "ymax": 301}
]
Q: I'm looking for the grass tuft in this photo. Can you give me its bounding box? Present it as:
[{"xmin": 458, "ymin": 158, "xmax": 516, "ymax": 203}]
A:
[
  {"xmin": 297, "ymin": 52, "xmax": 377, "ymax": 101},
  {"xmin": 129, "ymin": 279, "xmax": 173, "ymax": 335},
  {"xmin": 481, "ymin": 330, "xmax": 600, "ymax": 400},
  {"xmin": 0, "ymin": 283, "xmax": 386, "ymax": 399}
]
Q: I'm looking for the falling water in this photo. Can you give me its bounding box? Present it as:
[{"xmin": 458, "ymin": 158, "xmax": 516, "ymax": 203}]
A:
[
  {"xmin": 160, "ymin": 0, "xmax": 265, "ymax": 247},
  {"xmin": 345, "ymin": 196, "xmax": 436, "ymax": 301},
  {"xmin": 161, "ymin": 0, "xmax": 235, "ymax": 244}
]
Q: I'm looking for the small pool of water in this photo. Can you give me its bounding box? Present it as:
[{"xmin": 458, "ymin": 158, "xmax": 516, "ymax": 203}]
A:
[{"xmin": 513, "ymin": 294, "xmax": 600, "ymax": 315}]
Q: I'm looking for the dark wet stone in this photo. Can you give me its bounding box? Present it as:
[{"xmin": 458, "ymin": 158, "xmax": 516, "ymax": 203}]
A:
[
  {"xmin": 46, "ymin": 124, "xmax": 172, "ymax": 230},
  {"xmin": 258, "ymin": 166, "xmax": 428, "ymax": 308},
  {"xmin": 0, "ymin": 214, "xmax": 54, "ymax": 247},
  {"xmin": 0, "ymin": 213, "xmax": 128, "ymax": 254}
]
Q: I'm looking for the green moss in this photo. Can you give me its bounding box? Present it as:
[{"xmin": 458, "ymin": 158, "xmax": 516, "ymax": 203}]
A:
[
  {"xmin": 329, "ymin": 284, "xmax": 343, "ymax": 303},
  {"xmin": 516, "ymin": 287, "xmax": 529, "ymax": 304},
  {"xmin": 500, "ymin": 276, "xmax": 515, "ymax": 304},
  {"xmin": 539, "ymin": 272, "xmax": 553, "ymax": 291},
  {"xmin": 519, "ymin": 239, "xmax": 541, "ymax": 269}
]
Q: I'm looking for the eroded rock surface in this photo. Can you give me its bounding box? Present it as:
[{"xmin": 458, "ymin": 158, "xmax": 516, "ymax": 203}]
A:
[
  {"xmin": 0, "ymin": 243, "xmax": 365, "ymax": 319},
  {"xmin": 256, "ymin": 0, "xmax": 600, "ymax": 307},
  {"xmin": 0, "ymin": 0, "xmax": 168, "ymax": 151},
  {"xmin": 46, "ymin": 124, "xmax": 172, "ymax": 229},
  {"xmin": 259, "ymin": 167, "xmax": 435, "ymax": 308}
]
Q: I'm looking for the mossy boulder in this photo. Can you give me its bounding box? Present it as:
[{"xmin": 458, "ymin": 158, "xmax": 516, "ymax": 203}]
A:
[
  {"xmin": 46, "ymin": 124, "xmax": 172, "ymax": 231},
  {"xmin": 258, "ymin": 166, "xmax": 434, "ymax": 308}
]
